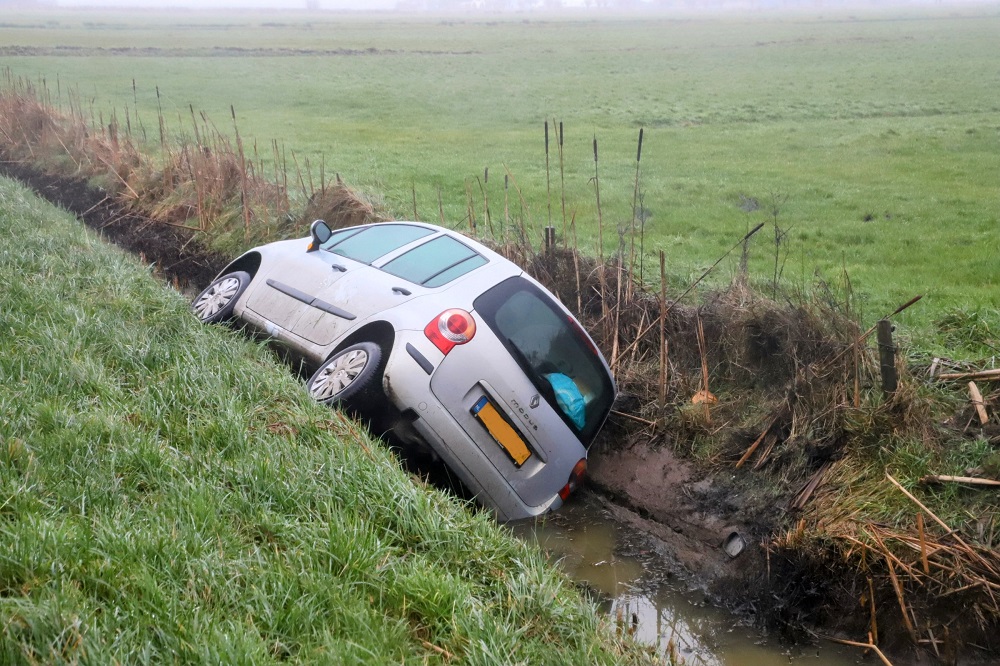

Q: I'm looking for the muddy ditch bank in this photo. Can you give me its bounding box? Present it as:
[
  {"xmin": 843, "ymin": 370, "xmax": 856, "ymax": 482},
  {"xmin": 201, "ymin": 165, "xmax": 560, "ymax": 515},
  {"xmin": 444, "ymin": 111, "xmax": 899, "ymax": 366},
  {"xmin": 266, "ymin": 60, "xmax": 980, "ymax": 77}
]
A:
[{"xmin": 0, "ymin": 161, "xmax": 951, "ymax": 663}]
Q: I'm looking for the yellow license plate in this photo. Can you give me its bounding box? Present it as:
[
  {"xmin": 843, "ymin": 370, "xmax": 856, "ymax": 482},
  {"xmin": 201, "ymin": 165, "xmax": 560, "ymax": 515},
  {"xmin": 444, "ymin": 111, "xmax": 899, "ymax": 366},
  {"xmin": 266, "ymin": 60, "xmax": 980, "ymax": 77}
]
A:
[{"xmin": 472, "ymin": 396, "xmax": 531, "ymax": 467}]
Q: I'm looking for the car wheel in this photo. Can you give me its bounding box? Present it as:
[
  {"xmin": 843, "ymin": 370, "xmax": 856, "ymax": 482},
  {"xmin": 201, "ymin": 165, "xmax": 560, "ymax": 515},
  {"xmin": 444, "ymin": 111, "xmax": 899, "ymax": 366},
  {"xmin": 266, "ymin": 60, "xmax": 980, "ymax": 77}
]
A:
[
  {"xmin": 307, "ymin": 342, "xmax": 383, "ymax": 406},
  {"xmin": 191, "ymin": 271, "xmax": 251, "ymax": 324}
]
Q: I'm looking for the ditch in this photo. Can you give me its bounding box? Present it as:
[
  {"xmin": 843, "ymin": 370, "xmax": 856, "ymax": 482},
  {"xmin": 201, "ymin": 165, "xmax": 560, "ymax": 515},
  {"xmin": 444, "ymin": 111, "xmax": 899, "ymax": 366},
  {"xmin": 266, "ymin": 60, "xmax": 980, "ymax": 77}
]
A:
[
  {"xmin": 515, "ymin": 491, "xmax": 862, "ymax": 665},
  {"xmin": 0, "ymin": 160, "xmax": 968, "ymax": 664}
]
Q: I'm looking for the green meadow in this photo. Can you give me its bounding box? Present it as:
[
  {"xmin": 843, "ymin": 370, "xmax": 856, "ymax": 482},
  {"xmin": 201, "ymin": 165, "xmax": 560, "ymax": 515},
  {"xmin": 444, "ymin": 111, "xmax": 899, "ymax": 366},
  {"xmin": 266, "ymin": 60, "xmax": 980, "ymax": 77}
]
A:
[{"xmin": 2, "ymin": 7, "xmax": 999, "ymax": 349}]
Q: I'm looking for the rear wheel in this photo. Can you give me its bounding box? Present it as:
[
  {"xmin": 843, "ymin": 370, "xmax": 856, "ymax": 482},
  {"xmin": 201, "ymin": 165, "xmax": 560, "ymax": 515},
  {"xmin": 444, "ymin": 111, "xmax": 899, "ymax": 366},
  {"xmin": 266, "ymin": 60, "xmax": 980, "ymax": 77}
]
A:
[
  {"xmin": 307, "ymin": 342, "xmax": 383, "ymax": 406},
  {"xmin": 191, "ymin": 271, "xmax": 251, "ymax": 323}
]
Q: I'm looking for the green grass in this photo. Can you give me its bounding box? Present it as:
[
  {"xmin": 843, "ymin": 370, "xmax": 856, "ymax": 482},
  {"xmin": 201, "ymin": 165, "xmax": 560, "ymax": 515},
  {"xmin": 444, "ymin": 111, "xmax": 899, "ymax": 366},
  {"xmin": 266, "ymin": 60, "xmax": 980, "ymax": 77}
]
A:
[
  {"xmin": 3, "ymin": 7, "xmax": 999, "ymax": 352},
  {"xmin": 0, "ymin": 174, "xmax": 654, "ymax": 665}
]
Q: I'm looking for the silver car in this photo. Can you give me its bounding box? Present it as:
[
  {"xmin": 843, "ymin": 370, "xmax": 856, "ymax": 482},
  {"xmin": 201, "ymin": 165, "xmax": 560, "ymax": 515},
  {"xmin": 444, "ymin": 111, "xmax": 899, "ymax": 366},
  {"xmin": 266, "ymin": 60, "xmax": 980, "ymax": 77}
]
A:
[{"xmin": 191, "ymin": 220, "xmax": 616, "ymax": 521}]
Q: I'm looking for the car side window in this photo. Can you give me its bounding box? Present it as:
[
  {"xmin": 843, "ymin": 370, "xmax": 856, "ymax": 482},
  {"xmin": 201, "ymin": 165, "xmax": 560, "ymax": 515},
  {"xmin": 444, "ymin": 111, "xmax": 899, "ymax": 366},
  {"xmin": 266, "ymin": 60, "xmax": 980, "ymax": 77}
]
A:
[
  {"xmin": 320, "ymin": 224, "xmax": 434, "ymax": 264},
  {"xmin": 381, "ymin": 236, "xmax": 487, "ymax": 287}
]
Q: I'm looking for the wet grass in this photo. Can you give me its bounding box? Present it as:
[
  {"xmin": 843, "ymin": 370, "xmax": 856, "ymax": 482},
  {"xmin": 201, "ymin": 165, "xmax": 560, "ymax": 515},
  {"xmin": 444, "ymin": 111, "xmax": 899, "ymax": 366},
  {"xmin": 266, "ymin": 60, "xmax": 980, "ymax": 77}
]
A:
[
  {"xmin": 0, "ymin": 175, "xmax": 656, "ymax": 665},
  {"xmin": 1, "ymin": 7, "xmax": 999, "ymax": 351}
]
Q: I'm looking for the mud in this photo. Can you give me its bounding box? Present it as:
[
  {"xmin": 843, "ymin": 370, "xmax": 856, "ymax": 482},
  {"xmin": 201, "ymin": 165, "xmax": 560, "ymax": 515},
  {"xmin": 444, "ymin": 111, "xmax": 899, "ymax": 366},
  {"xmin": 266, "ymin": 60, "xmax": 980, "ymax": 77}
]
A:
[
  {"xmin": 589, "ymin": 436, "xmax": 744, "ymax": 583},
  {"xmin": 0, "ymin": 159, "xmax": 228, "ymax": 289}
]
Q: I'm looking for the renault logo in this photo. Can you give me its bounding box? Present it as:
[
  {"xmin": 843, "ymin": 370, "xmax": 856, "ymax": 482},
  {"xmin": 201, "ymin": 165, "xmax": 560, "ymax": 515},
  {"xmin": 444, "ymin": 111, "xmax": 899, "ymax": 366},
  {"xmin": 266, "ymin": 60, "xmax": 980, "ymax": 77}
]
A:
[{"xmin": 529, "ymin": 394, "xmax": 540, "ymax": 409}]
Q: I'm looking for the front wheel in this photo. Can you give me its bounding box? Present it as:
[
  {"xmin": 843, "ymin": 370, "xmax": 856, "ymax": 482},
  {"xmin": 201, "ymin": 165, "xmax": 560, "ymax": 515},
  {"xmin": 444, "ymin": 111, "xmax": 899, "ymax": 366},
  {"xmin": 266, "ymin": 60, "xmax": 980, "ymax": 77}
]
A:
[
  {"xmin": 191, "ymin": 271, "xmax": 251, "ymax": 324},
  {"xmin": 307, "ymin": 342, "xmax": 383, "ymax": 406}
]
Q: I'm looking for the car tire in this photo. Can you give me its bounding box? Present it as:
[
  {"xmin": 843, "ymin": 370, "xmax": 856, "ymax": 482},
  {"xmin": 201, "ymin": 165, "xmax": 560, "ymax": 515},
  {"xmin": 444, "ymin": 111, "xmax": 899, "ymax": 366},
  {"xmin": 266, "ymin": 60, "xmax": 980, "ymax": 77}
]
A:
[
  {"xmin": 307, "ymin": 342, "xmax": 383, "ymax": 406},
  {"xmin": 191, "ymin": 271, "xmax": 251, "ymax": 324}
]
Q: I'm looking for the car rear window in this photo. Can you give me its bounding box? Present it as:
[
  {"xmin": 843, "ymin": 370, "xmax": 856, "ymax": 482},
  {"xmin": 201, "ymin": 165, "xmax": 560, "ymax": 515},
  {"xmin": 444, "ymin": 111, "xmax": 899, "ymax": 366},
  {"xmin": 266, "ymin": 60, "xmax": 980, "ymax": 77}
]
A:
[
  {"xmin": 381, "ymin": 235, "xmax": 488, "ymax": 287},
  {"xmin": 321, "ymin": 224, "xmax": 434, "ymax": 264},
  {"xmin": 474, "ymin": 276, "xmax": 615, "ymax": 447}
]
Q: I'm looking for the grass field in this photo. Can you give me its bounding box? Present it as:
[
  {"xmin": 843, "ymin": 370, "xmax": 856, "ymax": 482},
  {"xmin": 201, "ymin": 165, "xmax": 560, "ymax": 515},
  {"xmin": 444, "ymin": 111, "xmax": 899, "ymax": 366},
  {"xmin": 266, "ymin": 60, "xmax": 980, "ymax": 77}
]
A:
[
  {"xmin": 0, "ymin": 173, "xmax": 655, "ymax": 664},
  {"xmin": 2, "ymin": 6, "xmax": 999, "ymax": 349}
]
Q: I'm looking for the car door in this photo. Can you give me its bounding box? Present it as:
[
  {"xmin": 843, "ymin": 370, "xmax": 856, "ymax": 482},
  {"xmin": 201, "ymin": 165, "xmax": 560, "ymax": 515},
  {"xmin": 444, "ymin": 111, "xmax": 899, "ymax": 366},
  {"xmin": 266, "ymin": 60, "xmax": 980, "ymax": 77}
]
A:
[
  {"xmin": 290, "ymin": 261, "xmax": 427, "ymax": 347},
  {"xmin": 243, "ymin": 243, "xmax": 343, "ymax": 333},
  {"xmin": 287, "ymin": 223, "xmax": 438, "ymax": 347}
]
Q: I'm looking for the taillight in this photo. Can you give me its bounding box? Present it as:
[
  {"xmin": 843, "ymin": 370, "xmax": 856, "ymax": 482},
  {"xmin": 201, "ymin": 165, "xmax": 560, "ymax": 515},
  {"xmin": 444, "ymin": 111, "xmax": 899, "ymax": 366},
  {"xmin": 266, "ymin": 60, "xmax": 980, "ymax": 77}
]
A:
[
  {"xmin": 558, "ymin": 458, "xmax": 588, "ymax": 501},
  {"xmin": 424, "ymin": 308, "xmax": 477, "ymax": 355}
]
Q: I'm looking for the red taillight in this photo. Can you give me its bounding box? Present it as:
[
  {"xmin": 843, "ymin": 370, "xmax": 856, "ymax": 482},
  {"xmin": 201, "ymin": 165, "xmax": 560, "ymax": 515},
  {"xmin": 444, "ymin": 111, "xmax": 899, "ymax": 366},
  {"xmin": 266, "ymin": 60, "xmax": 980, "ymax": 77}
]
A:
[
  {"xmin": 558, "ymin": 458, "xmax": 588, "ymax": 501},
  {"xmin": 424, "ymin": 308, "xmax": 477, "ymax": 355}
]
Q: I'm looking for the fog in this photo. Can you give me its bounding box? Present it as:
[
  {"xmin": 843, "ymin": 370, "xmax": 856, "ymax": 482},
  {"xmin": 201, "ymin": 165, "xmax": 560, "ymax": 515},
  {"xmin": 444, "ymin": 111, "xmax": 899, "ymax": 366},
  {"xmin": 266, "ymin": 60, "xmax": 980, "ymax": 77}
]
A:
[
  {"xmin": 43, "ymin": 0, "xmax": 998, "ymax": 12},
  {"xmin": 50, "ymin": 0, "xmax": 396, "ymax": 8}
]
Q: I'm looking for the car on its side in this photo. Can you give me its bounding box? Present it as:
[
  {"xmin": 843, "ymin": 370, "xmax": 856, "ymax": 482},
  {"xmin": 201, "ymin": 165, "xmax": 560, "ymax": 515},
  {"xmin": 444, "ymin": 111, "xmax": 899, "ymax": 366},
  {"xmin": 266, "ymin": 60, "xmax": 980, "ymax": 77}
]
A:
[{"xmin": 191, "ymin": 220, "xmax": 616, "ymax": 521}]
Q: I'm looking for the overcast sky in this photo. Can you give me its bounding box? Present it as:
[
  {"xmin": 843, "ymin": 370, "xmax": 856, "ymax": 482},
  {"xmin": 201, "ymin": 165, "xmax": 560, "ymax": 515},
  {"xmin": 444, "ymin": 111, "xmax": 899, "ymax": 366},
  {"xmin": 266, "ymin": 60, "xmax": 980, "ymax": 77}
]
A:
[
  {"xmin": 46, "ymin": 0, "xmax": 992, "ymax": 9},
  {"xmin": 52, "ymin": 1, "xmax": 398, "ymax": 8}
]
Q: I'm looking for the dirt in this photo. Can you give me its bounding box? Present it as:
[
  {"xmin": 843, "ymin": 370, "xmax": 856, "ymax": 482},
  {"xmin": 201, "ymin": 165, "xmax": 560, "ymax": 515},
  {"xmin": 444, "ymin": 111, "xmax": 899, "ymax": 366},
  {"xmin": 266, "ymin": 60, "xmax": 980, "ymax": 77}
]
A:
[
  {"xmin": 0, "ymin": 159, "xmax": 228, "ymax": 291},
  {"xmin": 588, "ymin": 435, "xmax": 746, "ymax": 581}
]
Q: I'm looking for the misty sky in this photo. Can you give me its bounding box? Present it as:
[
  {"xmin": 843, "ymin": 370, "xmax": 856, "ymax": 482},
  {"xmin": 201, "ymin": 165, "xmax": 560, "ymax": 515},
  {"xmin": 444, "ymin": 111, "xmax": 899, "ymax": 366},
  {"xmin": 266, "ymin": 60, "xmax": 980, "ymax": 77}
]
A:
[{"xmin": 53, "ymin": 1, "xmax": 399, "ymax": 8}]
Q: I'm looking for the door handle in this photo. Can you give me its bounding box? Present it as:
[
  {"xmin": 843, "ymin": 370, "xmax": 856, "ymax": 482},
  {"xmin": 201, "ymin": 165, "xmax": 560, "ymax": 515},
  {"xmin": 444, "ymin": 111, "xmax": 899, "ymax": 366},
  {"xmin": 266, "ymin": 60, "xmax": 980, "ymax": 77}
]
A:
[
  {"xmin": 392, "ymin": 287, "xmax": 412, "ymax": 296},
  {"xmin": 331, "ymin": 264, "xmax": 347, "ymax": 272}
]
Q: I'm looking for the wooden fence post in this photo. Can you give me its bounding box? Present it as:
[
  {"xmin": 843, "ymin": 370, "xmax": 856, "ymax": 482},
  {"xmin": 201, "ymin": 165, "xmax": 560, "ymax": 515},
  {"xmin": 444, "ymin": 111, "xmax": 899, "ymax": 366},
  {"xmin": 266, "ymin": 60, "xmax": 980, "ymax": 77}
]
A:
[{"xmin": 877, "ymin": 319, "xmax": 897, "ymax": 394}]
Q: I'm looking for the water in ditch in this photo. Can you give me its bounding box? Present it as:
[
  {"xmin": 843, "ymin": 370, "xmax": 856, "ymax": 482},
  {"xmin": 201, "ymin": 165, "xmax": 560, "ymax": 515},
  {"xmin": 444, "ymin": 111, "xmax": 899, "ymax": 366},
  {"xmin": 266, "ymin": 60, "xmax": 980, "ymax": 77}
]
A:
[{"xmin": 511, "ymin": 492, "xmax": 862, "ymax": 666}]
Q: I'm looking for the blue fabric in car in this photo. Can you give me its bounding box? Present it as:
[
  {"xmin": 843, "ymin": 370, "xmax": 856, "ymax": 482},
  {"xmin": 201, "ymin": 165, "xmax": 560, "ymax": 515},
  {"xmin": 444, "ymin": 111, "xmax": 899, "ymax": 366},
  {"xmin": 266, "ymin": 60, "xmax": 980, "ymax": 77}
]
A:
[{"xmin": 545, "ymin": 372, "xmax": 586, "ymax": 430}]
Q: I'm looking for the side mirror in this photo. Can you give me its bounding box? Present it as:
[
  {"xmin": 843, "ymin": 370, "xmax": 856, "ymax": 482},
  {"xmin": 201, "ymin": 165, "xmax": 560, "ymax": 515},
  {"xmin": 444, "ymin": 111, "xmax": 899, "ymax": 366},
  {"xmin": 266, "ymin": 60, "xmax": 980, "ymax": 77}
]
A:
[{"xmin": 308, "ymin": 219, "xmax": 332, "ymax": 252}]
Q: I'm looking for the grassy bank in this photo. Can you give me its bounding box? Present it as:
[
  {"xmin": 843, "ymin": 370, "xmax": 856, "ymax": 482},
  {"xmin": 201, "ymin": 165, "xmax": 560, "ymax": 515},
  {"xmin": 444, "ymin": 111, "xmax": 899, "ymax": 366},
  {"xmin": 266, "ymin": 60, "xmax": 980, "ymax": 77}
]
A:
[
  {"xmin": 0, "ymin": 174, "xmax": 655, "ymax": 665},
  {"xmin": 2, "ymin": 7, "xmax": 999, "ymax": 345}
]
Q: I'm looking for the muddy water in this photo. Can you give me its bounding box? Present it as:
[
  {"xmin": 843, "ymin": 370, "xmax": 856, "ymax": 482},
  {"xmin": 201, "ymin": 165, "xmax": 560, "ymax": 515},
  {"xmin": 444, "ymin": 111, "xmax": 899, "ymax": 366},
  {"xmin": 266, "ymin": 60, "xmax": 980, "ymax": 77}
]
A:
[{"xmin": 512, "ymin": 492, "xmax": 862, "ymax": 666}]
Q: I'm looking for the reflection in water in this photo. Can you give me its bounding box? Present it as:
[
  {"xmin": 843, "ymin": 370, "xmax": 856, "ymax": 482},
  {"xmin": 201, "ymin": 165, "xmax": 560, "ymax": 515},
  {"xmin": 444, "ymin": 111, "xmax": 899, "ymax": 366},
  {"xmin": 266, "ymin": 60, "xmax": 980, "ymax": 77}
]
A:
[{"xmin": 512, "ymin": 493, "xmax": 861, "ymax": 666}]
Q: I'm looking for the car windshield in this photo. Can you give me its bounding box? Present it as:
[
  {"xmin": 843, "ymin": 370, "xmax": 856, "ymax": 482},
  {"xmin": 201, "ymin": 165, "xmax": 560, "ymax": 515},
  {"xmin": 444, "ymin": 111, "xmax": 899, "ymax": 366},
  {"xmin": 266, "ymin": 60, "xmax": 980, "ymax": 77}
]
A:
[
  {"xmin": 320, "ymin": 224, "xmax": 434, "ymax": 264},
  {"xmin": 474, "ymin": 276, "xmax": 615, "ymax": 447}
]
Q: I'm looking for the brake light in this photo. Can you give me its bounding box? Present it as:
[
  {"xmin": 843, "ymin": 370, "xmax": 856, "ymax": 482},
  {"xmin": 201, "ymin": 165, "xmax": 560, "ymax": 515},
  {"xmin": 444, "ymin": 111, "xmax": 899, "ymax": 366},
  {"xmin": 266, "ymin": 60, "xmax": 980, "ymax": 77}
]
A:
[
  {"xmin": 424, "ymin": 308, "xmax": 477, "ymax": 355},
  {"xmin": 558, "ymin": 458, "xmax": 588, "ymax": 500}
]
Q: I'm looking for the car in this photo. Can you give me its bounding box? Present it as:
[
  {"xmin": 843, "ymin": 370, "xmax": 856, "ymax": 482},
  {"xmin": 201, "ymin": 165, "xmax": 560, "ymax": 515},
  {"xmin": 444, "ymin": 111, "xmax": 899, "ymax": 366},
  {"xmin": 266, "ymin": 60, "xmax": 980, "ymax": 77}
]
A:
[{"xmin": 191, "ymin": 219, "xmax": 616, "ymax": 521}]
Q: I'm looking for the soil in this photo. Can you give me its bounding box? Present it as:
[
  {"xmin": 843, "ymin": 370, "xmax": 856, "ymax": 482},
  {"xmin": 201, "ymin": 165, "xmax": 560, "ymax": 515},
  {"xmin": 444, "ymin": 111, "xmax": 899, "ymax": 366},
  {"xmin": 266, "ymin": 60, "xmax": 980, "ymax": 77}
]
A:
[
  {"xmin": 0, "ymin": 160, "xmax": 968, "ymax": 665},
  {"xmin": 589, "ymin": 434, "xmax": 746, "ymax": 583},
  {"xmin": 0, "ymin": 159, "xmax": 229, "ymax": 291}
]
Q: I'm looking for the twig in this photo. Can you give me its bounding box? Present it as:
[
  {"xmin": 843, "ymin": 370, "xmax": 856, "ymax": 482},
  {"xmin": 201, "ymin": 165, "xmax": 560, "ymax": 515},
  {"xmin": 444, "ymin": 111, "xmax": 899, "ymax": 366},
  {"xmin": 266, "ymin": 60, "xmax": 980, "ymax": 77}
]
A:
[
  {"xmin": 736, "ymin": 417, "xmax": 776, "ymax": 469},
  {"xmin": 917, "ymin": 512, "xmax": 930, "ymax": 576},
  {"xmin": 885, "ymin": 473, "xmax": 1000, "ymax": 583},
  {"xmin": 789, "ymin": 460, "xmax": 833, "ymax": 510},
  {"xmin": 919, "ymin": 475, "xmax": 1000, "ymax": 487},
  {"xmin": 824, "ymin": 637, "xmax": 895, "ymax": 666},
  {"xmin": 611, "ymin": 409, "xmax": 656, "ymax": 428},
  {"xmin": 885, "ymin": 556, "xmax": 919, "ymax": 644},
  {"xmin": 937, "ymin": 368, "xmax": 1000, "ymax": 382},
  {"xmin": 695, "ymin": 314, "xmax": 711, "ymax": 423},
  {"xmin": 867, "ymin": 577, "xmax": 879, "ymax": 645},
  {"xmin": 968, "ymin": 381, "xmax": 989, "ymax": 424},
  {"xmin": 421, "ymin": 641, "xmax": 453, "ymax": 660},
  {"xmin": 825, "ymin": 295, "xmax": 923, "ymax": 369},
  {"xmin": 79, "ymin": 195, "xmax": 111, "ymax": 217},
  {"xmin": 866, "ymin": 523, "xmax": 922, "ymax": 581}
]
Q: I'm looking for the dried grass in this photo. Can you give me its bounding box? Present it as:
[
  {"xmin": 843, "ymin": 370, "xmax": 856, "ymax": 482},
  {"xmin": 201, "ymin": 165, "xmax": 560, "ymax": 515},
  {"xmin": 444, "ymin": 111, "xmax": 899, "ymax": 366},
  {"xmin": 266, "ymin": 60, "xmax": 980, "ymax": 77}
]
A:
[{"xmin": 298, "ymin": 175, "xmax": 388, "ymax": 231}]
